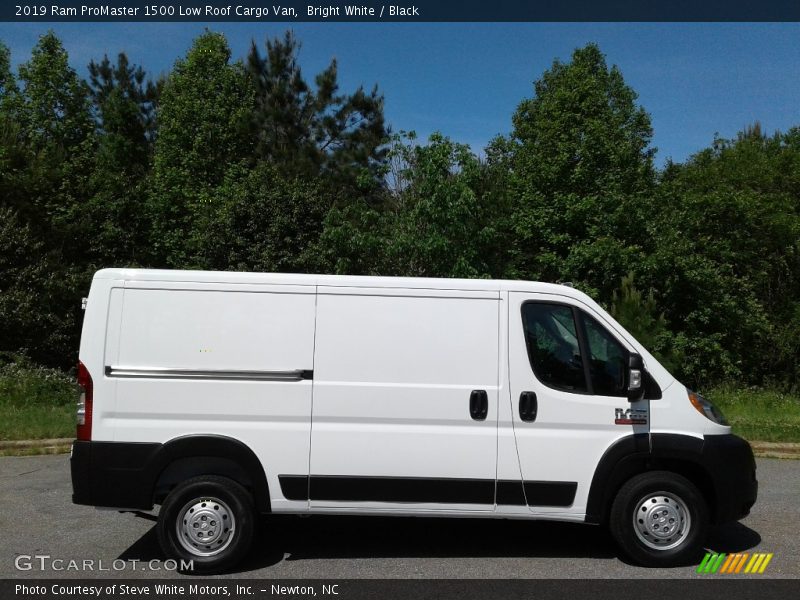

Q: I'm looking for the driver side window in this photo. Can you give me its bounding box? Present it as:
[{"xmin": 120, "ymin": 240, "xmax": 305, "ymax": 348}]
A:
[
  {"xmin": 521, "ymin": 302, "xmax": 630, "ymax": 397},
  {"xmin": 521, "ymin": 303, "xmax": 587, "ymax": 393}
]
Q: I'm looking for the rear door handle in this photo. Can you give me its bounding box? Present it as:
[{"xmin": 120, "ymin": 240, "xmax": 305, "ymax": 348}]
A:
[
  {"xmin": 470, "ymin": 389, "xmax": 488, "ymax": 421},
  {"xmin": 519, "ymin": 391, "xmax": 538, "ymax": 422}
]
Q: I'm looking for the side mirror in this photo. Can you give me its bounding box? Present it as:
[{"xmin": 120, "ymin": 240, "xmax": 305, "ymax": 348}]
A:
[{"xmin": 627, "ymin": 353, "xmax": 644, "ymax": 402}]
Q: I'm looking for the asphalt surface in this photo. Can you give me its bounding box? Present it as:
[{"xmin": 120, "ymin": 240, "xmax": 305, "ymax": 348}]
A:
[{"xmin": 1, "ymin": 454, "xmax": 797, "ymax": 579}]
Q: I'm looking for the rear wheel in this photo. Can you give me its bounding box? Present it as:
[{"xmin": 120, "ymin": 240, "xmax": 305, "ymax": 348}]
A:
[
  {"xmin": 157, "ymin": 475, "xmax": 255, "ymax": 574},
  {"xmin": 609, "ymin": 471, "xmax": 708, "ymax": 567}
]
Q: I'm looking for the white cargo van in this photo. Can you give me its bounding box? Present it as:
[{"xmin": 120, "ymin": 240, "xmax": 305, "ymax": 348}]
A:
[{"xmin": 71, "ymin": 269, "xmax": 756, "ymax": 572}]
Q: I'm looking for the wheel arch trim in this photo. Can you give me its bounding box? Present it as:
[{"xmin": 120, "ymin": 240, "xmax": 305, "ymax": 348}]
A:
[
  {"xmin": 584, "ymin": 433, "xmax": 711, "ymax": 525},
  {"xmin": 150, "ymin": 434, "xmax": 271, "ymax": 512}
]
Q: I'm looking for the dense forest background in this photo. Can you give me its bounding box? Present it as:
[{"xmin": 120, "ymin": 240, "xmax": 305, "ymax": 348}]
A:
[{"xmin": 1, "ymin": 30, "xmax": 799, "ymax": 391}]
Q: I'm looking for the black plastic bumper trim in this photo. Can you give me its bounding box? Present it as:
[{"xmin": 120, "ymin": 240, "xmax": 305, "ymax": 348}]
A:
[
  {"xmin": 702, "ymin": 433, "xmax": 758, "ymax": 523},
  {"xmin": 584, "ymin": 432, "xmax": 757, "ymax": 525},
  {"xmin": 71, "ymin": 440, "xmax": 161, "ymax": 509},
  {"xmin": 71, "ymin": 436, "xmax": 272, "ymax": 512}
]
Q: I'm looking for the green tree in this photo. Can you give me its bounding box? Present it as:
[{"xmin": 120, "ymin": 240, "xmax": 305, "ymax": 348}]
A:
[
  {"xmin": 0, "ymin": 41, "xmax": 18, "ymax": 109},
  {"xmin": 0, "ymin": 206, "xmax": 84, "ymax": 368},
  {"xmin": 149, "ymin": 31, "xmax": 254, "ymax": 267},
  {"xmin": 647, "ymin": 127, "xmax": 800, "ymax": 386},
  {"xmin": 2, "ymin": 33, "xmax": 94, "ymax": 231},
  {"xmin": 89, "ymin": 52, "xmax": 160, "ymax": 175},
  {"xmin": 320, "ymin": 133, "xmax": 507, "ymax": 278},
  {"xmin": 318, "ymin": 198, "xmax": 395, "ymax": 275},
  {"xmin": 246, "ymin": 31, "xmax": 388, "ymax": 185},
  {"xmin": 609, "ymin": 273, "xmax": 680, "ymax": 373},
  {"xmin": 85, "ymin": 53, "xmax": 161, "ymax": 265},
  {"xmin": 16, "ymin": 32, "xmax": 93, "ymax": 155},
  {"xmin": 0, "ymin": 41, "xmax": 28, "ymax": 216},
  {"xmin": 202, "ymin": 163, "xmax": 334, "ymax": 273},
  {"xmin": 0, "ymin": 33, "xmax": 95, "ymax": 368},
  {"xmin": 495, "ymin": 44, "xmax": 655, "ymax": 297},
  {"xmin": 387, "ymin": 133, "xmax": 505, "ymax": 277}
]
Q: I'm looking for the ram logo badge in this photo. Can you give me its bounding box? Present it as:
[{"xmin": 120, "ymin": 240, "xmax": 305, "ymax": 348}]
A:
[{"xmin": 615, "ymin": 407, "xmax": 648, "ymax": 425}]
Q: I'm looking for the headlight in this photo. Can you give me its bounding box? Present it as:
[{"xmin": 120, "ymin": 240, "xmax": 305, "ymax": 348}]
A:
[{"xmin": 687, "ymin": 389, "xmax": 728, "ymax": 425}]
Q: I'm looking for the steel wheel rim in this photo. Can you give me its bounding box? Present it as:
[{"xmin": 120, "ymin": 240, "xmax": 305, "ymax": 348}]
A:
[
  {"xmin": 176, "ymin": 496, "xmax": 236, "ymax": 557},
  {"xmin": 632, "ymin": 490, "xmax": 691, "ymax": 551}
]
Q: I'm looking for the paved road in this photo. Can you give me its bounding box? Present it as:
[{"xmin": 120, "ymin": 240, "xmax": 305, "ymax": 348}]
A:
[{"xmin": 0, "ymin": 455, "xmax": 797, "ymax": 579}]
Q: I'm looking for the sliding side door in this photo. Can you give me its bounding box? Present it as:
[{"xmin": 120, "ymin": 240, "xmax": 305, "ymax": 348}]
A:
[{"xmin": 299, "ymin": 287, "xmax": 500, "ymax": 513}]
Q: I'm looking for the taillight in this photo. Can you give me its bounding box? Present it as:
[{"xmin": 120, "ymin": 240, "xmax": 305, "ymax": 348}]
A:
[{"xmin": 76, "ymin": 361, "xmax": 93, "ymax": 440}]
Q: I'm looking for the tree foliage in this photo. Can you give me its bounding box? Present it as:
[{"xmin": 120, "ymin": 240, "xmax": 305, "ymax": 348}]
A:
[
  {"xmin": 246, "ymin": 31, "xmax": 388, "ymax": 185},
  {"xmin": 609, "ymin": 272, "xmax": 681, "ymax": 373},
  {"xmin": 644, "ymin": 128, "xmax": 800, "ymax": 384},
  {"xmin": 149, "ymin": 31, "xmax": 254, "ymax": 267},
  {"xmin": 495, "ymin": 43, "xmax": 656, "ymax": 298},
  {"xmin": 202, "ymin": 163, "xmax": 334, "ymax": 273},
  {"xmin": 321, "ymin": 132, "xmax": 508, "ymax": 277},
  {"xmin": 16, "ymin": 32, "xmax": 93, "ymax": 154},
  {"xmin": 0, "ymin": 33, "xmax": 95, "ymax": 366},
  {"xmin": 0, "ymin": 33, "xmax": 798, "ymax": 393},
  {"xmin": 88, "ymin": 52, "xmax": 160, "ymax": 174}
]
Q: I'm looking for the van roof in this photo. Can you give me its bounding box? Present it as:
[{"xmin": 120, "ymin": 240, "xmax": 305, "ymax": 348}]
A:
[{"xmin": 93, "ymin": 268, "xmax": 590, "ymax": 299}]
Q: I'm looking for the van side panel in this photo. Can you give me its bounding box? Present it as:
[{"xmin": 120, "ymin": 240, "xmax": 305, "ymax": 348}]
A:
[
  {"xmin": 116, "ymin": 286, "xmax": 312, "ymax": 369},
  {"xmin": 308, "ymin": 288, "xmax": 500, "ymax": 511},
  {"xmin": 109, "ymin": 283, "xmax": 316, "ymax": 512}
]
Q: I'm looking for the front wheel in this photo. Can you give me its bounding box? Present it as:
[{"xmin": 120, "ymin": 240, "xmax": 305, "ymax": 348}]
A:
[
  {"xmin": 157, "ymin": 475, "xmax": 255, "ymax": 574},
  {"xmin": 609, "ymin": 471, "xmax": 709, "ymax": 567}
]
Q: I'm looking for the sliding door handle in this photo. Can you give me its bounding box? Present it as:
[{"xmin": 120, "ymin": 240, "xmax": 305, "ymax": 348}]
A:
[{"xmin": 470, "ymin": 389, "xmax": 488, "ymax": 421}]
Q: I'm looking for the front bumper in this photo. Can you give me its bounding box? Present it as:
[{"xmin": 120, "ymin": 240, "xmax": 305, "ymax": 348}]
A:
[{"xmin": 702, "ymin": 434, "xmax": 758, "ymax": 523}]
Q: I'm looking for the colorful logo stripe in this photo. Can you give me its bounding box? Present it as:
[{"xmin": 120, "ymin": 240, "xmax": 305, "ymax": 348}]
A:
[{"xmin": 697, "ymin": 552, "xmax": 773, "ymax": 574}]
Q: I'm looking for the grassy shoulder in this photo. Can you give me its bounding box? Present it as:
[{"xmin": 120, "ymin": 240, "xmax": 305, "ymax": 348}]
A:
[
  {"xmin": 0, "ymin": 360, "xmax": 76, "ymax": 441},
  {"xmin": 1, "ymin": 361, "xmax": 799, "ymax": 445},
  {"xmin": 706, "ymin": 385, "xmax": 800, "ymax": 443}
]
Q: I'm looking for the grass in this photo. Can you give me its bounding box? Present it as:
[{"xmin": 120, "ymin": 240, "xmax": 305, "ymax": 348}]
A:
[
  {"xmin": 0, "ymin": 360, "xmax": 77, "ymax": 441},
  {"xmin": 0, "ymin": 444, "xmax": 72, "ymax": 457},
  {"xmin": 706, "ymin": 385, "xmax": 800, "ymax": 443},
  {"xmin": 0, "ymin": 360, "xmax": 798, "ymax": 445},
  {"xmin": 0, "ymin": 404, "xmax": 75, "ymax": 441}
]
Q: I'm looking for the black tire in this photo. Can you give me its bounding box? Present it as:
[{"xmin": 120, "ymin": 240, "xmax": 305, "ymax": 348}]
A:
[
  {"xmin": 157, "ymin": 475, "xmax": 255, "ymax": 574},
  {"xmin": 609, "ymin": 470, "xmax": 709, "ymax": 567}
]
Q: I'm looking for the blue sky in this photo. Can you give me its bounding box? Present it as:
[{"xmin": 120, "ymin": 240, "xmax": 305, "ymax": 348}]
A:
[{"xmin": 1, "ymin": 22, "xmax": 798, "ymax": 164}]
